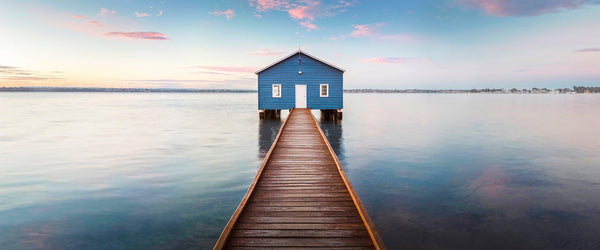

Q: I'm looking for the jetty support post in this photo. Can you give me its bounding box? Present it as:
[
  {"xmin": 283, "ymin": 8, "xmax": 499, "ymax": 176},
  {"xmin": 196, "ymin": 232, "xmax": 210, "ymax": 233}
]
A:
[
  {"xmin": 320, "ymin": 109, "xmax": 342, "ymax": 121},
  {"xmin": 259, "ymin": 109, "xmax": 281, "ymax": 120}
]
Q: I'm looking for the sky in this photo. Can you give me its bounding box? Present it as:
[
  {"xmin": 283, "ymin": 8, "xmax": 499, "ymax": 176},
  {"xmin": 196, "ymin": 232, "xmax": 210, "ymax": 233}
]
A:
[{"xmin": 1, "ymin": 0, "xmax": 599, "ymax": 89}]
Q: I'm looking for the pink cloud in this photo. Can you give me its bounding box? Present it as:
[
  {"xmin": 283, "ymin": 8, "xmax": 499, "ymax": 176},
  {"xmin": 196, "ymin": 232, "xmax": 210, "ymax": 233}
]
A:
[
  {"xmin": 210, "ymin": 9, "xmax": 236, "ymax": 19},
  {"xmin": 88, "ymin": 21, "xmax": 104, "ymax": 28},
  {"xmin": 104, "ymin": 32, "xmax": 169, "ymax": 40},
  {"xmin": 350, "ymin": 24, "xmax": 376, "ymax": 37},
  {"xmin": 98, "ymin": 8, "xmax": 116, "ymax": 16},
  {"xmin": 362, "ymin": 57, "xmax": 431, "ymax": 64},
  {"xmin": 135, "ymin": 12, "xmax": 151, "ymax": 18},
  {"xmin": 69, "ymin": 15, "xmax": 105, "ymax": 29},
  {"xmin": 248, "ymin": 0, "xmax": 356, "ymax": 30},
  {"xmin": 300, "ymin": 21, "xmax": 318, "ymax": 30},
  {"xmin": 332, "ymin": 23, "xmax": 418, "ymax": 42},
  {"xmin": 459, "ymin": 0, "xmax": 597, "ymax": 17},
  {"xmin": 157, "ymin": 10, "xmax": 163, "ymax": 16},
  {"xmin": 575, "ymin": 48, "xmax": 600, "ymax": 53},
  {"xmin": 254, "ymin": 14, "xmax": 263, "ymax": 18},
  {"xmin": 248, "ymin": 49, "xmax": 287, "ymax": 56},
  {"xmin": 249, "ymin": 0, "xmax": 289, "ymax": 11},
  {"xmin": 286, "ymin": 1, "xmax": 321, "ymax": 20},
  {"xmin": 195, "ymin": 66, "xmax": 257, "ymax": 73}
]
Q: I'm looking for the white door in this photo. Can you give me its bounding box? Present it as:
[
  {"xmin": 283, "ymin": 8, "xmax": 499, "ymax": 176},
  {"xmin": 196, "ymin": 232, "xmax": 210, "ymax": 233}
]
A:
[{"xmin": 295, "ymin": 85, "xmax": 307, "ymax": 108}]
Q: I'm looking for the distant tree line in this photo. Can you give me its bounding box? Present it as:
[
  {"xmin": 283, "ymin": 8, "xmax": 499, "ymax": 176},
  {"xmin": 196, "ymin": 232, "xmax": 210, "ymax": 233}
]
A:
[
  {"xmin": 573, "ymin": 86, "xmax": 600, "ymax": 93},
  {"xmin": 2, "ymin": 86, "xmax": 598, "ymax": 93}
]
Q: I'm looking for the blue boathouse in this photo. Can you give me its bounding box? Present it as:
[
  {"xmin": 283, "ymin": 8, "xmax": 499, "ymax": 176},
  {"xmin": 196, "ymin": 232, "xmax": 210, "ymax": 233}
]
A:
[{"xmin": 256, "ymin": 50, "xmax": 344, "ymax": 120}]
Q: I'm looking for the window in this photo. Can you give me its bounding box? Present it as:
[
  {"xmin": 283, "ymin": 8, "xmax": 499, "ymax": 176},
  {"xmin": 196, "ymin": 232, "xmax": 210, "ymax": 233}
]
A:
[
  {"xmin": 272, "ymin": 84, "xmax": 281, "ymax": 98},
  {"xmin": 320, "ymin": 84, "xmax": 329, "ymax": 97}
]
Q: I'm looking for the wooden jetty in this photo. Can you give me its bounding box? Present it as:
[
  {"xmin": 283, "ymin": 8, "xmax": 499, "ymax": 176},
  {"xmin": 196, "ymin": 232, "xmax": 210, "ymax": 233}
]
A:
[{"xmin": 215, "ymin": 108, "xmax": 385, "ymax": 249}]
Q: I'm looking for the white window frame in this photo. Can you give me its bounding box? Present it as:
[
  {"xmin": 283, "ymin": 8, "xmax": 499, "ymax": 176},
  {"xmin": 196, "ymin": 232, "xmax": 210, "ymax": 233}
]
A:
[
  {"xmin": 320, "ymin": 84, "xmax": 329, "ymax": 97},
  {"xmin": 272, "ymin": 84, "xmax": 281, "ymax": 98}
]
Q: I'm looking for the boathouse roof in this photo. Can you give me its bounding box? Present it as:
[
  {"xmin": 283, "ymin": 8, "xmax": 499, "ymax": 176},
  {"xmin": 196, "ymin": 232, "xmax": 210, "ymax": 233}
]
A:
[{"xmin": 255, "ymin": 49, "xmax": 346, "ymax": 74}]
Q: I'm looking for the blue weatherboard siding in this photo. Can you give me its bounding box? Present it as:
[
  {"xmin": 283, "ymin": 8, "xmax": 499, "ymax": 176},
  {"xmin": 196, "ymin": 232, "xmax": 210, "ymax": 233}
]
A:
[{"xmin": 258, "ymin": 51, "xmax": 343, "ymax": 110}]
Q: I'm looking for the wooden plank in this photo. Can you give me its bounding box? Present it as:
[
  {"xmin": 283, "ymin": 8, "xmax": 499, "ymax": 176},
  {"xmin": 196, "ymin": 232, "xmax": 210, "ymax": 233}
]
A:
[
  {"xmin": 262, "ymin": 171, "xmax": 340, "ymax": 175},
  {"xmin": 239, "ymin": 216, "xmax": 363, "ymax": 224},
  {"xmin": 255, "ymin": 186, "xmax": 347, "ymax": 191},
  {"xmin": 227, "ymin": 237, "xmax": 373, "ymax": 247},
  {"xmin": 228, "ymin": 247, "xmax": 374, "ymax": 250},
  {"xmin": 260, "ymin": 177, "xmax": 342, "ymax": 181},
  {"xmin": 252, "ymin": 192, "xmax": 350, "ymax": 198},
  {"xmin": 234, "ymin": 223, "xmax": 368, "ymax": 230},
  {"xmin": 246, "ymin": 206, "xmax": 356, "ymax": 212},
  {"xmin": 231, "ymin": 229, "xmax": 369, "ymax": 238},
  {"xmin": 253, "ymin": 189, "xmax": 348, "ymax": 193},
  {"xmin": 256, "ymin": 181, "xmax": 344, "ymax": 185},
  {"xmin": 250, "ymin": 197, "xmax": 353, "ymax": 202},
  {"xmin": 243, "ymin": 211, "xmax": 359, "ymax": 217},
  {"xmin": 256, "ymin": 183, "xmax": 344, "ymax": 187},
  {"xmin": 248, "ymin": 201, "xmax": 356, "ymax": 207}
]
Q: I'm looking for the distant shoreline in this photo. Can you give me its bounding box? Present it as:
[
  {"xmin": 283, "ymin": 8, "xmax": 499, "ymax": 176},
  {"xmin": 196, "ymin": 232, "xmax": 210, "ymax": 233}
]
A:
[{"xmin": 1, "ymin": 86, "xmax": 598, "ymax": 94}]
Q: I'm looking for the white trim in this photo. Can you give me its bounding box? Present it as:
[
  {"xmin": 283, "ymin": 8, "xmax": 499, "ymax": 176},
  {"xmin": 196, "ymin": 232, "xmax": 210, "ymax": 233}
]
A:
[
  {"xmin": 320, "ymin": 84, "xmax": 329, "ymax": 97},
  {"xmin": 255, "ymin": 50, "xmax": 345, "ymax": 74},
  {"xmin": 272, "ymin": 84, "xmax": 281, "ymax": 98}
]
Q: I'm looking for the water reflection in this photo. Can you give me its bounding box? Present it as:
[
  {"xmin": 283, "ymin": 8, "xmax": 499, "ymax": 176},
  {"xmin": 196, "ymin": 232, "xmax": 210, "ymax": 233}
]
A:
[
  {"xmin": 318, "ymin": 119, "xmax": 345, "ymax": 162},
  {"xmin": 258, "ymin": 119, "xmax": 282, "ymax": 158}
]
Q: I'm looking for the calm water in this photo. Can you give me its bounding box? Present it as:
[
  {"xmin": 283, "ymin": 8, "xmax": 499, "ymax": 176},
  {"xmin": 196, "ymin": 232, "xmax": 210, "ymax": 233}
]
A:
[{"xmin": 1, "ymin": 93, "xmax": 599, "ymax": 249}]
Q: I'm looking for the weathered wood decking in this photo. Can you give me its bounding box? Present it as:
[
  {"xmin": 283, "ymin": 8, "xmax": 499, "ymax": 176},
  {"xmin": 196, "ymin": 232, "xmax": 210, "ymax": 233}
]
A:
[{"xmin": 215, "ymin": 108, "xmax": 385, "ymax": 249}]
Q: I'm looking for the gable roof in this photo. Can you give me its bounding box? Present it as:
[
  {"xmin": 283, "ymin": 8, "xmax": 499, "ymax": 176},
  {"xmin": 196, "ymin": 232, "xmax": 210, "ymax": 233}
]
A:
[{"xmin": 255, "ymin": 49, "xmax": 345, "ymax": 74}]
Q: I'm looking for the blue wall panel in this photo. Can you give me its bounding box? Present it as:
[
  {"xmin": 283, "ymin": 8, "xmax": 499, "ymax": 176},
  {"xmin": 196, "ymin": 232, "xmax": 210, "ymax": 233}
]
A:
[{"xmin": 258, "ymin": 52, "xmax": 343, "ymax": 110}]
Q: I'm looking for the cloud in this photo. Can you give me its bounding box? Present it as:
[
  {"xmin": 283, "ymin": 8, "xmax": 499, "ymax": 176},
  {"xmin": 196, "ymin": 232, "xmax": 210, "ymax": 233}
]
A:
[
  {"xmin": 288, "ymin": 4, "xmax": 317, "ymax": 20},
  {"xmin": 0, "ymin": 65, "xmax": 63, "ymax": 82},
  {"xmin": 0, "ymin": 76, "xmax": 62, "ymax": 81},
  {"xmin": 332, "ymin": 23, "xmax": 416, "ymax": 41},
  {"xmin": 362, "ymin": 57, "xmax": 431, "ymax": 64},
  {"xmin": 88, "ymin": 21, "xmax": 104, "ymax": 28},
  {"xmin": 350, "ymin": 24, "xmax": 378, "ymax": 37},
  {"xmin": 209, "ymin": 9, "xmax": 236, "ymax": 19},
  {"xmin": 300, "ymin": 21, "xmax": 318, "ymax": 30},
  {"xmin": 104, "ymin": 32, "xmax": 169, "ymax": 40},
  {"xmin": 98, "ymin": 8, "xmax": 116, "ymax": 16},
  {"xmin": 249, "ymin": 0, "xmax": 289, "ymax": 11},
  {"xmin": 574, "ymin": 48, "xmax": 600, "ymax": 52},
  {"xmin": 157, "ymin": 10, "xmax": 163, "ymax": 16},
  {"xmin": 248, "ymin": 0, "xmax": 356, "ymax": 30},
  {"xmin": 248, "ymin": 49, "xmax": 287, "ymax": 56},
  {"xmin": 254, "ymin": 14, "xmax": 263, "ymax": 18},
  {"xmin": 458, "ymin": 0, "xmax": 598, "ymax": 17},
  {"xmin": 195, "ymin": 66, "xmax": 256, "ymax": 73},
  {"xmin": 69, "ymin": 15, "xmax": 105, "ymax": 29},
  {"xmin": 135, "ymin": 12, "xmax": 151, "ymax": 18}
]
